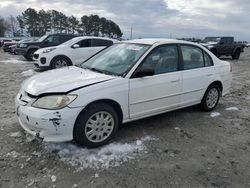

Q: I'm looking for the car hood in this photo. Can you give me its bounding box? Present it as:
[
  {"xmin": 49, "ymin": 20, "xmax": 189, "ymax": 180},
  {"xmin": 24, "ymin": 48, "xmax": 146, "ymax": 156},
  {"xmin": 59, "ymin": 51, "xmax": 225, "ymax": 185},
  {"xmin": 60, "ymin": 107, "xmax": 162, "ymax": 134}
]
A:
[
  {"xmin": 22, "ymin": 66, "xmax": 115, "ymax": 96},
  {"xmin": 201, "ymin": 41, "xmax": 218, "ymax": 46},
  {"xmin": 22, "ymin": 41, "xmax": 41, "ymax": 46},
  {"xmin": 35, "ymin": 46, "xmax": 62, "ymax": 54}
]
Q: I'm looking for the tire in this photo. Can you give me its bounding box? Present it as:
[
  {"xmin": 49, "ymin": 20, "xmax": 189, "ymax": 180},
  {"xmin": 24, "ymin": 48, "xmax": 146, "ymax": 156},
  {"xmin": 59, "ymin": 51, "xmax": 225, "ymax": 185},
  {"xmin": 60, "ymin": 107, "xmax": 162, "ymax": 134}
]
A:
[
  {"xmin": 23, "ymin": 55, "xmax": 29, "ymax": 60},
  {"xmin": 232, "ymin": 49, "xmax": 241, "ymax": 60},
  {"xmin": 26, "ymin": 49, "xmax": 37, "ymax": 61},
  {"xmin": 200, "ymin": 84, "xmax": 220, "ymax": 112},
  {"xmin": 73, "ymin": 103, "xmax": 120, "ymax": 148},
  {"xmin": 51, "ymin": 57, "xmax": 71, "ymax": 69}
]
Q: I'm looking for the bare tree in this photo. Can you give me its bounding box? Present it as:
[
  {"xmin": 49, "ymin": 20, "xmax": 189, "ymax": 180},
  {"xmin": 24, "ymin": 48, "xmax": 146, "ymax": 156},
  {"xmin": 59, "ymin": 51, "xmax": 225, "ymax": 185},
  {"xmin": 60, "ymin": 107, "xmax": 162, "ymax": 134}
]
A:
[
  {"xmin": 0, "ymin": 16, "xmax": 9, "ymax": 37},
  {"xmin": 7, "ymin": 15, "xmax": 19, "ymax": 36}
]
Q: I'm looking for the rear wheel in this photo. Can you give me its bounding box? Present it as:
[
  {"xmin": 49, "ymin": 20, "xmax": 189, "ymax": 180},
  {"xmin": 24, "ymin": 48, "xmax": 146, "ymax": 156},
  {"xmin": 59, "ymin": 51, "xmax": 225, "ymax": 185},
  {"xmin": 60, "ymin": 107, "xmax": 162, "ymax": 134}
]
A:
[
  {"xmin": 200, "ymin": 84, "xmax": 220, "ymax": 111},
  {"xmin": 73, "ymin": 103, "xmax": 119, "ymax": 148},
  {"xmin": 232, "ymin": 49, "xmax": 241, "ymax": 60},
  {"xmin": 51, "ymin": 57, "xmax": 71, "ymax": 69}
]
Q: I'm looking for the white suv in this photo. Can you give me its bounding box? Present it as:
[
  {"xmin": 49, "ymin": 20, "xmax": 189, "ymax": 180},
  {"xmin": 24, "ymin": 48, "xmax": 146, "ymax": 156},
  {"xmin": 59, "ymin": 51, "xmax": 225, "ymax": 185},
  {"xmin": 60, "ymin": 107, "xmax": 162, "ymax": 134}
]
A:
[{"xmin": 33, "ymin": 36, "xmax": 117, "ymax": 69}]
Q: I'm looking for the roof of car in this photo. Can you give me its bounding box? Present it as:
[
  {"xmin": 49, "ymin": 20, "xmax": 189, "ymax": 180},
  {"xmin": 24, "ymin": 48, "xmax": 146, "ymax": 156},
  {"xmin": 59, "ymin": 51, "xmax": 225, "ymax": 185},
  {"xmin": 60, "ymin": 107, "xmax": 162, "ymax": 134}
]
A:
[
  {"xmin": 124, "ymin": 38, "xmax": 198, "ymax": 45},
  {"xmin": 73, "ymin": 36, "xmax": 118, "ymax": 42}
]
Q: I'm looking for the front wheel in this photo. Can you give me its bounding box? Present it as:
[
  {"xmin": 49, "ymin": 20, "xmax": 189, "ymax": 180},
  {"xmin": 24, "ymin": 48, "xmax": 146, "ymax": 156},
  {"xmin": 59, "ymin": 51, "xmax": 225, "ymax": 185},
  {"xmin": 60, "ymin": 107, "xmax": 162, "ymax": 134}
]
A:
[
  {"xmin": 51, "ymin": 57, "xmax": 70, "ymax": 69},
  {"xmin": 200, "ymin": 84, "xmax": 220, "ymax": 112},
  {"xmin": 73, "ymin": 103, "xmax": 119, "ymax": 148}
]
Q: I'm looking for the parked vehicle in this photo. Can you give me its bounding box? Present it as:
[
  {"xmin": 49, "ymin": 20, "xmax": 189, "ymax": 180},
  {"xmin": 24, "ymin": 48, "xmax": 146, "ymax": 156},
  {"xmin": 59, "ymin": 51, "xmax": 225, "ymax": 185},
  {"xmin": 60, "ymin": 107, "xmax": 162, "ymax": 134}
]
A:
[
  {"xmin": 0, "ymin": 39, "xmax": 12, "ymax": 47},
  {"xmin": 3, "ymin": 41, "xmax": 17, "ymax": 52},
  {"xmin": 33, "ymin": 36, "xmax": 117, "ymax": 70},
  {"xmin": 200, "ymin": 37, "xmax": 243, "ymax": 59},
  {"xmin": 9, "ymin": 39, "xmax": 40, "ymax": 55},
  {"xmin": 15, "ymin": 34, "xmax": 78, "ymax": 61},
  {"xmin": 238, "ymin": 41, "xmax": 249, "ymax": 48},
  {"xmin": 15, "ymin": 39, "xmax": 232, "ymax": 147},
  {"xmin": 8, "ymin": 44, "xmax": 17, "ymax": 54}
]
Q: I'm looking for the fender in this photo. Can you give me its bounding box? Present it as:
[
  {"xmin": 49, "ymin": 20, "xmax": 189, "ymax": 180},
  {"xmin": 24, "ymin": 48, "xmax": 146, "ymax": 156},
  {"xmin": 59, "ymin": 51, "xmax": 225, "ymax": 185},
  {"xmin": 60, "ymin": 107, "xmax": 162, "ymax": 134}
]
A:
[{"xmin": 50, "ymin": 55, "xmax": 73, "ymax": 66}]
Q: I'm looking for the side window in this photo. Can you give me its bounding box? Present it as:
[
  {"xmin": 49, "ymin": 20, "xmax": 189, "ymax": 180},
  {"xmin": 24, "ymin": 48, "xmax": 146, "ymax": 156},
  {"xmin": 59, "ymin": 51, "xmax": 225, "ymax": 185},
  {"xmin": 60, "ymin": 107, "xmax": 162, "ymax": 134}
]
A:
[
  {"xmin": 61, "ymin": 35, "xmax": 72, "ymax": 43},
  {"xmin": 92, "ymin": 39, "xmax": 113, "ymax": 47},
  {"xmin": 140, "ymin": 45, "xmax": 178, "ymax": 75},
  {"xmin": 77, "ymin": 39, "xmax": 91, "ymax": 48},
  {"xmin": 44, "ymin": 35, "xmax": 60, "ymax": 44},
  {"xmin": 228, "ymin": 38, "xmax": 233, "ymax": 44},
  {"xmin": 204, "ymin": 52, "xmax": 213, "ymax": 67},
  {"xmin": 181, "ymin": 45, "xmax": 204, "ymax": 70}
]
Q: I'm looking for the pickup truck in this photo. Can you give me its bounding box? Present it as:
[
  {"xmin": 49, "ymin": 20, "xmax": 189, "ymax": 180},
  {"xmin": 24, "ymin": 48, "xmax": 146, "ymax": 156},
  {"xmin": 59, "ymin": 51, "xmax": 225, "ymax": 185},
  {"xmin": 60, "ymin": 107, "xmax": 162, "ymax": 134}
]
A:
[
  {"xmin": 15, "ymin": 34, "xmax": 78, "ymax": 61},
  {"xmin": 200, "ymin": 37, "xmax": 244, "ymax": 60}
]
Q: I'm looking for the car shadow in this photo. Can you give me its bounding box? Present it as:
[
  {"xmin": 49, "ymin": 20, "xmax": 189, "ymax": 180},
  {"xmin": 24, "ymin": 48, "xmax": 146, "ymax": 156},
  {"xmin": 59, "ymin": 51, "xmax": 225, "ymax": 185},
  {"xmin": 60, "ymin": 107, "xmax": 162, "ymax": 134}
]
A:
[{"xmin": 115, "ymin": 105, "xmax": 203, "ymax": 142}]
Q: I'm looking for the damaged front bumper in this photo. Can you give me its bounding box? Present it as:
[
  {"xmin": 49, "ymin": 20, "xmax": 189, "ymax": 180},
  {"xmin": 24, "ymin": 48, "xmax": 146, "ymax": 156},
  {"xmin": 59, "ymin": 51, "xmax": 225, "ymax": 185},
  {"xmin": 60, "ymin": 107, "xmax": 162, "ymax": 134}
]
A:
[{"xmin": 15, "ymin": 93, "xmax": 83, "ymax": 142}]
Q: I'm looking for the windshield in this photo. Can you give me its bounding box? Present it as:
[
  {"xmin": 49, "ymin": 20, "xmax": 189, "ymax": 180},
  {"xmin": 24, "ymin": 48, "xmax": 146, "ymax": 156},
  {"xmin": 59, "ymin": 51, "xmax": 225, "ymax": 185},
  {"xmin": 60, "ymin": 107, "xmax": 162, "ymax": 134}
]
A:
[
  {"xmin": 80, "ymin": 43, "xmax": 151, "ymax": 76},
  {"xmin": 38, "ymin": 35, "xmax": 49, "ymax": 42},
  {"xmin": 59, "ymin": 37, "xmax": 80, "ymax": 47},
  {"xmin": 202, "ymin": 37, "xmax": 221, "ymax": 43}
]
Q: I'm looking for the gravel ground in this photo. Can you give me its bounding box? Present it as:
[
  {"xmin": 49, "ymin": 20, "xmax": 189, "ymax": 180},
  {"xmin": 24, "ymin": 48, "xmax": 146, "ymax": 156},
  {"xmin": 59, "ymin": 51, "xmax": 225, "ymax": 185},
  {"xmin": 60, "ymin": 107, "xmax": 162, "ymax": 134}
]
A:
[{"xmin": 0, "ymin": 49, "xmax": 249, "ymax": 188}]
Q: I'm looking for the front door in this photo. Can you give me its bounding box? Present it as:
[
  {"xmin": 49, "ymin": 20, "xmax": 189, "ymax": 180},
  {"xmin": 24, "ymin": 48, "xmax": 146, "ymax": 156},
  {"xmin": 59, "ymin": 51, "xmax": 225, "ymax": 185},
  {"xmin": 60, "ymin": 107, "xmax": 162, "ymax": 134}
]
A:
[
  {"xmin": 129, "ymin": 45, "xmax": 182, "ymax": 119},
  {"xmin": 71, "ymin": 39, "xmax": 95, "ymax": 64}
]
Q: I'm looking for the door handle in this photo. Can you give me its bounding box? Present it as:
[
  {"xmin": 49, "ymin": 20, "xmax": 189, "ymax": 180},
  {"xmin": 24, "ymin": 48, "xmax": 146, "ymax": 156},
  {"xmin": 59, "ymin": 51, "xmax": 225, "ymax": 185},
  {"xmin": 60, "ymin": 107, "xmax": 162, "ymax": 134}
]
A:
[
  {"xmin": 171, "ymin": 79, "xmax": 180, "ymax": 83},
  {"xmin": 207, "ymin": 74, "xmax": 213, "ymax": 77}
]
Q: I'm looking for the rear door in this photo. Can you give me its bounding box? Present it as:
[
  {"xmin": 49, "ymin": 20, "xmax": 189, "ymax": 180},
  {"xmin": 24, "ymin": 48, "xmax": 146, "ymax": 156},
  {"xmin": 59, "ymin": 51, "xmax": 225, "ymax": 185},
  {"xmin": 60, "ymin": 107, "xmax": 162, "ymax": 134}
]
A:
[
  {"xmin": 129, "ymin": 45, "xmax": 182, "ymax": 119},
  {"xmin": 180, "ymin": 45, "xmax": 215, "ymax": 106}
]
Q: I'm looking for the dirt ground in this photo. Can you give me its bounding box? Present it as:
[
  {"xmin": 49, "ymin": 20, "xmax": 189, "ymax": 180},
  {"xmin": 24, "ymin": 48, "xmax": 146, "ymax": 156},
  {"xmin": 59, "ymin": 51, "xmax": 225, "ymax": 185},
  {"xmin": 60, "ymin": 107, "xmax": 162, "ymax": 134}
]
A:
[{"xmin": 0, "ymin": 48, "xmax": 249, "ymax": 188}]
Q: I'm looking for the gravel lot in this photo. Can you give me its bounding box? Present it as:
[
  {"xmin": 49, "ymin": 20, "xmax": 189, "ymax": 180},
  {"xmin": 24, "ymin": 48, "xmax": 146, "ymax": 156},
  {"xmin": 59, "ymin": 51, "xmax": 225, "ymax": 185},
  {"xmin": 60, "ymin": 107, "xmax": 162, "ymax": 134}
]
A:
[{"xmin": 0, "ymin": 49, "xmax": 250, "ymax": 188}]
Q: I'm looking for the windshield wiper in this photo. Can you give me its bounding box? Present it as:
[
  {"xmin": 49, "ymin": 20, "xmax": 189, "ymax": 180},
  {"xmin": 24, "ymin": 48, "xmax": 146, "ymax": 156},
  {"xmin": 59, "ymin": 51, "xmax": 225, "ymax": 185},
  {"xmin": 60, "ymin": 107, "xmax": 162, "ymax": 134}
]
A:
[
  {"xmin": 89, "ymin": 67, "xmax": 105, "ymax": 74},
  {"xmin": 81, "ymin": 65, "xmax": 117, "ymax": 76}
]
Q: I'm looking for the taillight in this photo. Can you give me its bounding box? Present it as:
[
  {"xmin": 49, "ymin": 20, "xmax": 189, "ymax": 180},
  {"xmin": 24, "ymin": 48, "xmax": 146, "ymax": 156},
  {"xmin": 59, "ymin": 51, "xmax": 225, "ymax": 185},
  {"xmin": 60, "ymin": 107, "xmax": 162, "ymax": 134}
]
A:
[{"xmin": 230, "ymin": 63, "xmax": 232, "ymax": 72}]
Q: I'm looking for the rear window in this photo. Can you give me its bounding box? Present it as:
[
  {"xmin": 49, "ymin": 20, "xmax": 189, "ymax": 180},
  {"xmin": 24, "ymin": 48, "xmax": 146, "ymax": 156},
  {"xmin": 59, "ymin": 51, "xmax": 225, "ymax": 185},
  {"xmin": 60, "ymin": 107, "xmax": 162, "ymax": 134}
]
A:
[{"xmin": 181, "ymin": 45, "xmax": 213, "ymax": 70}]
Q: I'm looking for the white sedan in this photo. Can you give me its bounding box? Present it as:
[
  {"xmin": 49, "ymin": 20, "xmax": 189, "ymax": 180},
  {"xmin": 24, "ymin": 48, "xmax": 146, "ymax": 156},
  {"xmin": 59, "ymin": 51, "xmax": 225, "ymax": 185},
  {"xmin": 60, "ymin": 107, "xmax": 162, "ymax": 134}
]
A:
[
  {"xmin": 33, "ymin": 36, "xmax": 117, "ymax": 69},
  {"xmin": 15, "ymin": 39, "xmax": 232, "ymax": 147}
]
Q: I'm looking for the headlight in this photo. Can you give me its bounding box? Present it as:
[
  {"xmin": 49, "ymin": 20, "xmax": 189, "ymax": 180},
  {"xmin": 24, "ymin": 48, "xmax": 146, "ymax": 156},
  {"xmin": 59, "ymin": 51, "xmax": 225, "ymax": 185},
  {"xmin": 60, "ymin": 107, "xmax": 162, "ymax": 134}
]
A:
[
  {"xmin": 32, "ymin": 95, "xmax": 77, "ymax": 109},
  {"xmin": 207, "ymin": 45, "xmax": 214, "ymax": 49},
  {"xmin": 19, "ymin": 43, "xmax": 28, "ymax": 48},
  {"xmin": 42, "ymin": 48, "xmax": 56, "ymax": 53}
]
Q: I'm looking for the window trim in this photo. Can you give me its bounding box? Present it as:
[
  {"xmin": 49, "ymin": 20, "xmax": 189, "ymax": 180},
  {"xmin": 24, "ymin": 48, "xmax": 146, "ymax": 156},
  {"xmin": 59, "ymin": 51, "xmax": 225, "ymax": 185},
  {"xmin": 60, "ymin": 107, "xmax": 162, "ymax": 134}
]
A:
[
  {"xmin": 179, "ymin": 44, "xmax": 214, "ymax": 71},
  {"xmin": 76, "ymin": 39, "xmax": 92, "ymax": 48},
  {"xmin": 91, "ymin": 39, "xmax": 113, "ymax": 47},
  {"xmin": 130, "ymin": 44, "xmax": 181, "ymax": 79}
]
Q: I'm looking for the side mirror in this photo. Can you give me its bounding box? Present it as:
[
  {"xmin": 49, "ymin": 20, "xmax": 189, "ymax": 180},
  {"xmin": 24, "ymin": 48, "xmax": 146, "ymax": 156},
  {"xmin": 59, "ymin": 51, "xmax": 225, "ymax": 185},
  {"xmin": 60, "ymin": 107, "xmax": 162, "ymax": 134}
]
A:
[
  {"xmin": 72, "ymin": 44, "xmax": 80, "ymax": 48},
  {"xmin": 44, "ymin": 40, "xmax": 49, "ymax": 44},
  {"xmin": 219, "ymin": 41, "xmax": 224, "ymax": 45},
  {"xmin": 133, "ymin": 68, "xmax": 154, "ymax": 78}
]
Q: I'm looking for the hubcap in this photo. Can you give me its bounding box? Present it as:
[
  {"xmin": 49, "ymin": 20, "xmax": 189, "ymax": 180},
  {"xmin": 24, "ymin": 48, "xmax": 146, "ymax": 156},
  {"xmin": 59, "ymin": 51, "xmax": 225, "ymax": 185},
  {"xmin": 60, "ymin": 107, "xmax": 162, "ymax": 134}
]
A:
[
  {"xmin": 55, "ymin": 59, "xmax": 68, "ymax": 68},
  {"xmin": 206, "ymin": 88, "xmax": 219, "ymax": 109},
  {"xmin": 85, "ymin": 111, "xmax": 114, "ymax": 143}
]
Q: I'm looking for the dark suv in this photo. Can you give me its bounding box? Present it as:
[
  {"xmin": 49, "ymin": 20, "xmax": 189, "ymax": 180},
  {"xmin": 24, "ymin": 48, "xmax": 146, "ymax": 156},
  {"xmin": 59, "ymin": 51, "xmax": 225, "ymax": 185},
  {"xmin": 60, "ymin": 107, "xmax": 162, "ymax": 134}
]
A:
[
  {"xmin": 200, "ymin": 37, "xmax": 244, "ymax": 60},
  {"xmin": 15, "ymin": 34, "xmax": 78, "ymax": 60}
]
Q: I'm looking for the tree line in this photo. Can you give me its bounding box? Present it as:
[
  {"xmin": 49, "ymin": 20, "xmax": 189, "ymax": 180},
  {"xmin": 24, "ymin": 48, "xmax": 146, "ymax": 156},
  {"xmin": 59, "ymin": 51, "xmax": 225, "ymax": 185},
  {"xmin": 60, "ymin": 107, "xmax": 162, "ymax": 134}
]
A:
[{"xmin": 0, "ymin": 8, "xmax": 123, "ymax": 38}]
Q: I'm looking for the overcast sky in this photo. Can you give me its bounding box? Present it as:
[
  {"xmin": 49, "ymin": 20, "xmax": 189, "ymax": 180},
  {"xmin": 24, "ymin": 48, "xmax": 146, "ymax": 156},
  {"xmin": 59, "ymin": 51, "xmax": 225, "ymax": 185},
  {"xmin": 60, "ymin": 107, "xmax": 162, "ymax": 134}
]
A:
[{"xmin": 0, "ymin": 0, "xmax": 249, "ymax": 40}]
